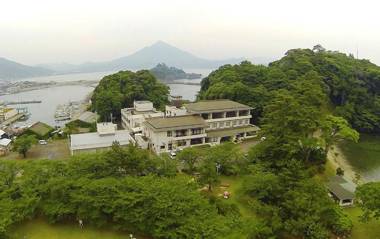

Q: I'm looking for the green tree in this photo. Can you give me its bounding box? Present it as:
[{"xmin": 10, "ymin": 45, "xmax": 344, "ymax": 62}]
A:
[
  {"xmin": 321, "ymin": 115, "xmax": 359, "ymax": 155},
  {"xmin": 12, "ymin": 135, "xmax": 37, "ymax": 158},
  {"xmin": 177, "ymin": 147, "xmax": 202, "ymax": 174},
  {"xmin": 198, "ymin": 158, "xmax": 219, "ymax": 191},
  {"xmin": 356, "ymin": 182, "xmax": 380, "ymax": 222}
]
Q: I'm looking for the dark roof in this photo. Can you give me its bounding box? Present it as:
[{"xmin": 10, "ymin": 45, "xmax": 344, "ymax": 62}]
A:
[
  {"xmin": 327, "ymin": 176, "xmax": 356, "ymax": 200},
  {"xmin": 144, "ymin": 115, "xmax": 207, "ymax": 131},
  {"xmin": 184, "ymin": 100, "xmax": 252, "ymax": 113},
  {"xmin": 28, "ymin": 122, "xmax": 53, "ymax": 136}
]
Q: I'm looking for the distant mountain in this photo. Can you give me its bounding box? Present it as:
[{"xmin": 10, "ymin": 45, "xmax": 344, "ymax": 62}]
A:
[
  {"xmin": 42, "ymin": 41, "xmax": 246, "ymax": 74},
  {"xmin": 0, "ymin": 57, "xmax": 53, "ymax": 80},
  {"xmin": 150, "ymin": 63, "xmax": 202, "ymax": 81}
]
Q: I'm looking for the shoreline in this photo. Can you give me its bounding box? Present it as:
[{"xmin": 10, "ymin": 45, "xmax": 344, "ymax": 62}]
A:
[{"xmin": 327, "ymin": 144, "xmax": 359, "ymax": 183}]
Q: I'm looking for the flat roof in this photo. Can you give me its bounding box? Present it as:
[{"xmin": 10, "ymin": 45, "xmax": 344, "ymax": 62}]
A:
[
  {"xmin": 0, "ymin": 138, "xmax": 11, "ymax": 147},
  {"xmin": 144, "ymin": 115, "xmax": 207, "ymax": 131},
  {"xmin": 327, "ymin": 176, "xmax": 356, "ymax": 200},
  {"xmin": 184, "ymin": 99, "xmax": 252, "ymax": 113},
  {"xmin": 207, "ymin": 125, "xmax": 260, "ymax": 138},
  {"xmin": 70, "ymin": 130, "xmax": 133, "ymax": 151}
]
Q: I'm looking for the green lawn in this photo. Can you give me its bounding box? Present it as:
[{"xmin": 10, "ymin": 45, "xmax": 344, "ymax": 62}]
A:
[
  {"xmin": 345, "ymin": 207, "xmax": 380, "ymax": 239},
  {"xmin": 340, "ymin": 134, "xmax": 380, "ymax": 181},
  {"xmin": 9, "ymin": 218, "xmax": 142, "ymax": 239}
]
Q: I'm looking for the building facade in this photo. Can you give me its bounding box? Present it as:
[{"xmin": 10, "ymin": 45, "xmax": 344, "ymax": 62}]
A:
[
  {"xmin": 121, "ymin": 101, "xmax": 164, "ymax": 134},
  {"xmin": 138, "ymin": 99, "xmax": 260, "ymax": 154},
  {"xmin": 143, "ymin": 115, "xmax": 208, "ymax": 154},
  {"xmin": 70, "ymin": 122, "xmax": 134, "ymax": 155},
  {"xmin": 184, "ymin": 100, "xmax": 260, "ymax": 145}
]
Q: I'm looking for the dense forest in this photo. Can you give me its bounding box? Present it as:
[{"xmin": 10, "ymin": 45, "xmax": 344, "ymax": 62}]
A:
[
  {"xmin": 150, "ymin": 63, "xmax": 202, "ymax": 81},
  {"xmin": 91, "ymin": 70, "xmax": 169, "ymax": 121},
  {"xmin": 199, "ymin": 46, "xmax": 380, "ymax": 134}
]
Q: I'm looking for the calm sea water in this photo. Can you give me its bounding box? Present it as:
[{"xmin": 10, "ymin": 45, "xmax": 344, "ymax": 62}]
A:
[{"xmin": 0, "ymin": 69, "xmax": 214, "ymax": 126}]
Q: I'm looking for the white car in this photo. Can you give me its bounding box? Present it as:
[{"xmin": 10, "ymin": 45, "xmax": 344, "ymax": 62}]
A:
[
  {"xmin": 38, "ymin": 140, "xmax": 48, "ymax": 145},
  {"xmin": 169, "ymin": 151, "xmax": 177, "ymax": 159}
]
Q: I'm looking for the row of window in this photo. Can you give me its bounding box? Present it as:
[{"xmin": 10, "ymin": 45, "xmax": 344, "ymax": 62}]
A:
[{"xmin": 209, "ymin": 119, "xmax": 249, "ymax": 129}]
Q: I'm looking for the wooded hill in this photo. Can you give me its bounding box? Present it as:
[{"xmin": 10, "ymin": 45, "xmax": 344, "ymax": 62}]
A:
[{"xmin": 199, "ymin": 46, "xmax": 380, "ymax": 134}]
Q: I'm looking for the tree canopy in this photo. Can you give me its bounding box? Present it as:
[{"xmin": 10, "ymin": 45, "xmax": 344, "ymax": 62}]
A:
[
  {"xmin": 199, "ymin": 47, "xmax": 380, "ymax": 133},
  {"xmin": 91, "ymin": 70, "xmax": 169, "ymax": 121}
]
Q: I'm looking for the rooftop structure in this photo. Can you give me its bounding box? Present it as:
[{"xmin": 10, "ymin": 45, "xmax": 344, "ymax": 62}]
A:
[
  {"xmin": 97, "ymin": 122, "xmax": 117, "ymax": 135},
  {"xmin": 144, "ymin": 115, "xmax": 207, "ymax": 131},
  {"xmin": 121, "ymin": 101, "xmax": 164, "ymax": 134},
  {"xmin": 327, "ymin": 176, "xmax": 356, "ymax": 207},
  {"xmin": 184, "ymin": 99, "xmax": 252, "ymax": 113}
]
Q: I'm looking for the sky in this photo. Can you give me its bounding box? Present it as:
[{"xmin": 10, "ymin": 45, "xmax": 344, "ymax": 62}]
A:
[{"xmin": 1, "ymin": 0, "xmax": 380, "ymax": 65}]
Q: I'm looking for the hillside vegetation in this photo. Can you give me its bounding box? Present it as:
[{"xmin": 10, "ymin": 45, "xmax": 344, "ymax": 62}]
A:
[
  {"xmin": 199, "ymin": 46, "xmax": 380, "ymax": 134},
  {"xmin": 91, "ymin": 70, "xmax": 169, "ymax": 121}
]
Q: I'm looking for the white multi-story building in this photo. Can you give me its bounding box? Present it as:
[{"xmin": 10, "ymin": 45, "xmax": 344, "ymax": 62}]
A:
[
  {"xmin": 121, "ymin": 101, "xmax": 164, "ymax": 134},
  {"xmin": 142, "ymin": 115, "xmax": 208, "ymax": 154},
  {"xmin": 139, "ymin": 99, "xmax": 260, "ymax": 154}
]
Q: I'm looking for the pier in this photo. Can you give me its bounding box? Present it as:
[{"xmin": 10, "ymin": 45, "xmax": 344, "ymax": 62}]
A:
[{"xmin": 0, "ymin": 100, "xmax": 42, "ymax": 106}]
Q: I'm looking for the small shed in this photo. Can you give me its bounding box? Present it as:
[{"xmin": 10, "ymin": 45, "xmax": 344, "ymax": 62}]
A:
[
  {"xmin": 0, "ymin": 138, "xmax": 12, "ymax": 156},
  {"xmin": 25, "ymin": 122, "xmax": 54, "ymax": 139},
  {"xmin": 327, "ymin": 176, "xmax": 356, "ymax": 207}
]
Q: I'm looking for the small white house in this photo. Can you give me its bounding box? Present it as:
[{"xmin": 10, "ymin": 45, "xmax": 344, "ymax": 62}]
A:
[{"xmin": 0, "ymin": 138, "xmax": 12, "ymax": 156}]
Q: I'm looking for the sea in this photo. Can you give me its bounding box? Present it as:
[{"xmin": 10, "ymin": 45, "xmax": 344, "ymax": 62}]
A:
[{"xmin": 0, "ymin": 69, "xmax": 213, "ymax": 127}]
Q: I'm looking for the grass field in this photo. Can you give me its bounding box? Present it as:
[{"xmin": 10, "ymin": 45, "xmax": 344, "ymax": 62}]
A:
[
  {"xmin": 340, "ymin": 134, "xmax": 380, "ymax": 181},
  {"xmin": 9, "ymin": 218, "xmax": 141, "ymax": 239},
  {"xmin": 345, "ymin": 207, "xmax": 380, "ymax": 239}
]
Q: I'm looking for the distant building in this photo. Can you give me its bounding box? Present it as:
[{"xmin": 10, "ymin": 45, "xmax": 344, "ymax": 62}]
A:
[
  {"xmin": 121, "ymin": 101, "xmax": 164, "ymax": 134},
  {"xmin": 327, "ymin": 176, "xmax": 356, "ymax": 207},
  {"xmin": 70, "ymin": 122, "xmax": 134, "ymax": 155},
  {"xmin": 0, "ymin": 107, "xmax": 18, "ymax": 122}
]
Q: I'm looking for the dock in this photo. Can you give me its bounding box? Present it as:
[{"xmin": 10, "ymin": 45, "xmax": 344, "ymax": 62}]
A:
[
  {"xmin": 0, "ymin": 113, "xmax": 26, "ymax": 127},
  {"xmin": 0, "ymin": 100, "xmax": 42, "ymax": 105}
]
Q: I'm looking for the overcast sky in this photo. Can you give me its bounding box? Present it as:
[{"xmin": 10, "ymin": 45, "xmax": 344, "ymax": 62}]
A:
[{"xmin": 1, "ymin": 0, "xmax": 379, "ymax": 65}]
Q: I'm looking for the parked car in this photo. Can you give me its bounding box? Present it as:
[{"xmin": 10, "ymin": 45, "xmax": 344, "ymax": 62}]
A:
[
  {"xmin": 38, "ymin": 140, "xmax": 47, "ymax": 145},
  {"xmin": 169, "ymin": 151, "xmax": 177, "ymax": 159}
]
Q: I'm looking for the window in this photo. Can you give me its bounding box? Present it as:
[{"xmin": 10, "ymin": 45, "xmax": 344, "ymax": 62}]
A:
[
  {"xmin": 167, "ymin": 131, "xmax": 172, "ymax": 137},
  {"xmin": 232, "ymin": 121, "xmax": 237, "ymax": 126},
  {"xmin": 219, "ymin": 122, "xmax": 224, "ymax": 128},
  {"xmin": 239, "ymin": 120, "xmax": 243, "ymax": 125},
  {"xmin": 212, "ymin": 123, "xmax": 217, "ymax": 128},
  {"xmin": 160, "ymin": 145, "xmax": 165, "ymax": 149},
  {"xmin": 226, "ymin": 121, "xmax": 231, "ymax": 127}
]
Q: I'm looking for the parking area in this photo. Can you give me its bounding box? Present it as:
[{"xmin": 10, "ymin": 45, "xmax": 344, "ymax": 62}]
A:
[{"xmin": 1, "ymin": 139, "xmax": 70, "ymax": 160}]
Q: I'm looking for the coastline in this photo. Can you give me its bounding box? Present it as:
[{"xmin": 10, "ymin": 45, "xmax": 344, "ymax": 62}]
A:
[{"xmin": 327, "ymin": 144, "xmax": 358, "ymax": 182}]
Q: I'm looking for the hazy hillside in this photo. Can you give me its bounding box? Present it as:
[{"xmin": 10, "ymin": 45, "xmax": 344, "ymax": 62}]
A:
[
  {"xmin": 0, "ymin": 57, "xmax": 53, "ymax": 80},
  {"xmin": 41, "ymin": 41, "xmax": 246, "ymax": 74}
]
